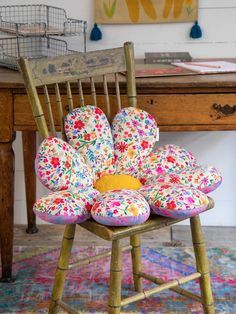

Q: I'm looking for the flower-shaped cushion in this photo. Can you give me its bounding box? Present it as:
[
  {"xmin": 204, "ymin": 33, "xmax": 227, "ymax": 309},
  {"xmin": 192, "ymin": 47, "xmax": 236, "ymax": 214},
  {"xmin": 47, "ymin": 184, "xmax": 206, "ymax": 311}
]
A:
[
  {"xmin": 91, "ymin": 189, "xmax": 150, "ymax": 226},
  {"xmin": 34, "ymin": 189, "xmax": 99, "ymax": 224},
  {"xmin": 139, "ymin": 184, "xmax": 209, "ymax": 218},
  {"xmin": 35, "ymin": 136, "xmax": 93, "ymax": 191},
  {"xmin": 34, "ymin": 105, "xmax": 222, "ymax": 226},
  {"xmin": 154, "ymin": 165, "xmax": 222, "ymax": 193},
  {"xmin": 139, "ymin": 144, "xmax": 197, "ymax": 184},
  {"xmin": 65, "ymin": 106, "xmax": 115, "ymax": 180},
  {"xmin": 112, "ymin": 107, "xmax": 158, "ymax": 177}
]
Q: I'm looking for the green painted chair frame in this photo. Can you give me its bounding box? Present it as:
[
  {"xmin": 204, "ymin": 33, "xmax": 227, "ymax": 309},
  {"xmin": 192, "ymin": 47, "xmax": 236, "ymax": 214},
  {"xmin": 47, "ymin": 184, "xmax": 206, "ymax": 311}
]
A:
[{"xmin": 19, "ymin": 42, "xmax": 215, "ymax": 314}]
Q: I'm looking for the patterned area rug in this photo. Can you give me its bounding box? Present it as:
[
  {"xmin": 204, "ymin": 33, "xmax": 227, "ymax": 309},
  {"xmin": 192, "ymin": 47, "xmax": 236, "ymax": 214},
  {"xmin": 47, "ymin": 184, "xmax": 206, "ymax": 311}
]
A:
[{"xmin": 0, "ymin": 246, "xmax": 235, "ymax": 313}]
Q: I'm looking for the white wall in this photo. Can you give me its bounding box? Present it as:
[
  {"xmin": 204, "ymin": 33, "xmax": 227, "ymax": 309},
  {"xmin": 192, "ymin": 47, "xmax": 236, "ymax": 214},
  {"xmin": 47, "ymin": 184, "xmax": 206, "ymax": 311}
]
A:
[{"xmin": 6, "ymin": 0, "xmax": 236, "ymax": 226}]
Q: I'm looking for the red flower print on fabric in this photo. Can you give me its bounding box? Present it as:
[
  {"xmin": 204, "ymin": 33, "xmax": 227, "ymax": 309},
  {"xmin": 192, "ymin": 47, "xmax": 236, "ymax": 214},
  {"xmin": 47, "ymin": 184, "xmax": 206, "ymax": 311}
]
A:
[
  {"xmin": 167, "ymin": 156, "xmax": 176, "ymax": 163},
  {"xmin": 166, "ymin": 201, "xmax": 177, "ymax": 209},
  {"xmin": 53, "ymin": 198, "xmax": 64, "ymax": 205},
  {"xmin": 94, "ymin": 107, "xmax": 103, "ymax": 115},
  {"xmin": 116, "ymin": 142, "xmax": 128, "ymax": 152},
  {"xmin": 74, "ymin": 120, "xmax": 85, "ymax": 130},
  {"xmin": 141, "ymin": 140, "xmax": 149, "ymax": 149},
  {"xmin": 64, "ymin": 160, "xmax": 71, "ymax": 169},
  {"xmin": 169, "ymin": 175, "xmax": 180, "ymax": 184},
  {"xmin": 84, "ymin": 134, "xmax": 91, "ymax": 141},
  {"xmin": 51, "ymin": 157, "xmax": 60, "ymax": 168}
]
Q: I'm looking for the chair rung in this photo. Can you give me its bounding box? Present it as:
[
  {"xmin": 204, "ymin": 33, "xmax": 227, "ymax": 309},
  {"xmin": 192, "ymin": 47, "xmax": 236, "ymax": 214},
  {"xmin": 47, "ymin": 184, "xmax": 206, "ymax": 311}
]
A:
[
  {"xmin": 57, "ymin": 299, "xmax": 79, "ymax": 314},
  {"xmin": 68, "ymin": 245, "xmax": 131, "ymax": 269},
  {"xmin": 121, "ymin": 272, "xmax": 201, "ymax": 307},
  {"xmin": 139, "ymin": 271, "xmax": 202, "ymax": 302}
]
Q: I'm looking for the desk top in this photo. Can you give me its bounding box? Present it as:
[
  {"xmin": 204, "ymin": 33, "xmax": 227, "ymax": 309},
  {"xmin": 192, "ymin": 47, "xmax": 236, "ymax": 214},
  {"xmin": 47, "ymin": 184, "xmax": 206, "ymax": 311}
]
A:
[{"xmin": 1, "ymin": 64, "xmax": 236, "ymax": 92}]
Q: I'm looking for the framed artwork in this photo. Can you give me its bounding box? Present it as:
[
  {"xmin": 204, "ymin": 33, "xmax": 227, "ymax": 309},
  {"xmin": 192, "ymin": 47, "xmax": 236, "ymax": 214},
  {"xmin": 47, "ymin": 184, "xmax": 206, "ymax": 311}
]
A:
[{"xmin": 95, "ymin": 0, "xmax": 198, "ymax": 24}]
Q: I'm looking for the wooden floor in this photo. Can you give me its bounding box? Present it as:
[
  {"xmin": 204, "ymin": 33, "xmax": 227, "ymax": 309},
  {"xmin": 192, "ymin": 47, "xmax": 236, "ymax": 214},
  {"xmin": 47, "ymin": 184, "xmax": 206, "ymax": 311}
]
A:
[{"xmin": 14, "ymin": 224, "xmax": 236, "ymax": 247}]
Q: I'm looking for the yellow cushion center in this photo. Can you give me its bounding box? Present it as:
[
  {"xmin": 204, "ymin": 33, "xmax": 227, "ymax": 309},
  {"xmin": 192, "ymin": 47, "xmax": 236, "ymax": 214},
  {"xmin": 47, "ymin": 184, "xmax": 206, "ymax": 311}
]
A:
[{"xmin": 95, "ymin": 174, "xmax": 143, "ymax": 193}]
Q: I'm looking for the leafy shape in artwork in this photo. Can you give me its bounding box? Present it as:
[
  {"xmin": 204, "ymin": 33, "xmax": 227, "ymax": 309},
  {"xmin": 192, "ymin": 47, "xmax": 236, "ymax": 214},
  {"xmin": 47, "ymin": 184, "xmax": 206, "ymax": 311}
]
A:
[
  {"xmin": 186, "ymin": 6, "xmax": 194, "ymax": 16},
  {"xmin": 163, "ymin": 0, "xmax": 186, "ymax": 18},
  {"xmin": 174, "ymin": 0, "xmax": 185, "ymax": 18},
  {"xmin": 186, "ymin": 0, "xmax": 194, "ymax": 16},
  {"xmin": 140, "ymin": 0, "xmax": 157, "ymax": 20},
  {"xmin": 125, "ymin": 0, "xmax": 140, "ymax": 23},
  {"xmin": 103, "ymin": 0, "xmax": 117, "ymax": 18},
  {"xmin": 125, "ymin": 0, "xmax": 157, "ymax": 23}
]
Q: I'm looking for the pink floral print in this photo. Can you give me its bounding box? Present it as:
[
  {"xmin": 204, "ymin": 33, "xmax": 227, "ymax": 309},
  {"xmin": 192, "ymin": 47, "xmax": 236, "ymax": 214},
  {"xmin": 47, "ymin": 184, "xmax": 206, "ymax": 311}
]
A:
[
  {"xmin": 139, "ymin": 144, "xmax": 197, "ymax": 184},
  {"xmin": 155, "ymin": 165, "xmax": 222, "ymax": 194},
  {"xmin": 64, "ymin": 106, "xmax": 116, "ymax": 180},
  {"xmin": 35, "ymin": 136, "xmax": 94, "ymax": 191},
  {"xmin": 34, "ymin": 189, "xmax": 99, "ymax": 224},
  {"xmin": 111, "ymin": 107, "xmax": 158, "ymax": 177},
  {"xmin": 91, "ymin": 189, "xmax": 150, "ymax": 226},
  {"xmin": 139, "ymin": 184, "xmax": 209, "ymax": 218}
]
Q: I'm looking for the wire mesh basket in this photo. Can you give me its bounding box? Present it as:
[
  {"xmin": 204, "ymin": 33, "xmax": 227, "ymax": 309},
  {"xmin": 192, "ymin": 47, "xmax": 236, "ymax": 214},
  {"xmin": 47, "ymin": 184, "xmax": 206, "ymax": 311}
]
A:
[
  {"xmin": 0, "ymin": 36, "xmax": 77, "ymax": 70},
  {"xmin": 0, "ymin": 5, "xmax": 87, "ymax": 37}
]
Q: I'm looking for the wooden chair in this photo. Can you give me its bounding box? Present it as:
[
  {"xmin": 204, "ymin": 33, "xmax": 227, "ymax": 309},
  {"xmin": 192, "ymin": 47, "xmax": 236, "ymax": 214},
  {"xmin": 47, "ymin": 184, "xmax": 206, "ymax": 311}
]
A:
[{"xmin": 19, "ymin": 42, "xmax": 215, "ymax": 314}]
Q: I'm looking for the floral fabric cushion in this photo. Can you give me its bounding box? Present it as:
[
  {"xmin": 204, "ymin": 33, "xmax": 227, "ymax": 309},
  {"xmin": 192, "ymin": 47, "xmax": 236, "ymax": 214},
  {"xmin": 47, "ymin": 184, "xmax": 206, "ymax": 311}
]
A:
[
  {"xmin": 34, "ymin": 189, "xmax": 99, "ymax": 224},
  {"xmin": 65, "ymin": 105, "xmax": 116, "ymax": 180},
  {"xmin": 155, "ymin": 165, "xmax": 222, "ymax": 194},
  {"xmin": 139, "ymin": 184, "xmax": 209, "ymax": 219},
  {"xmin": 111, "ymin": 107, "xmax": 158, "ymax": 177},
  {"xmin": 139, "ymin": 144, "xmax": 197, "ymax": 184},
  {"xmin": 33, "ymin": 106, "xmax": 222, "ymax": 225},
  {"xmin": 35, "ymin": 137, "xmax": 94, "ymax": 191},
  {"xmin": 91, "ymin": 189, "xmax": 150, "ymax": 226}
]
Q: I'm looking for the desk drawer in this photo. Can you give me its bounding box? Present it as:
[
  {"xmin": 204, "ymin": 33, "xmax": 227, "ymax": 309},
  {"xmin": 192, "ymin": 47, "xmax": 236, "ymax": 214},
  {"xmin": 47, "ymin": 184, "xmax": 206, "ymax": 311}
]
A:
[
  {"xmin": 14, "ymin": 93, "xmax": 236, "ymax": 131},
  {"xmin": 138, "ymin": 94, "xmax": 236, "ymax": 128},
  {"xmin": 14, "ymin": 94, "xmax": 127, "ymax": 127}
]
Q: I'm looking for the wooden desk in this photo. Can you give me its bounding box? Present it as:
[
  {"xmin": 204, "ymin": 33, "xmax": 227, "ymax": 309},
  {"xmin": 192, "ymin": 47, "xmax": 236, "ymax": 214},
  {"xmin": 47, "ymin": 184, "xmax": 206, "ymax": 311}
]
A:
[{"xmin": 1, "ymin": 67, "xmax": 236, "ymax": 281}]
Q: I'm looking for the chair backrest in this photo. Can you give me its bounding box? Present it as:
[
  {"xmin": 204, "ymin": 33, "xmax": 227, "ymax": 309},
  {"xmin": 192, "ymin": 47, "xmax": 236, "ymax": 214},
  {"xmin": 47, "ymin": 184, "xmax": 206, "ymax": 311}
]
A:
[{"xmin": 18, "ymin": 42, "xmax": 136, "ymax": 141}]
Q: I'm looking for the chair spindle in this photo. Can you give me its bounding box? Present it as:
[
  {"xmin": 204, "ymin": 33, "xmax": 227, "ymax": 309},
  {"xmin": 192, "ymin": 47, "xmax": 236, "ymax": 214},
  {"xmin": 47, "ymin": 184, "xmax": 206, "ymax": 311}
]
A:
[
  {"xmin": 103, "ymin": 75, "xmax": 111, "ymax": 121},
  {"xmin": 90, "ymin": 77, "xmax": 97, "ymax": 107},
  {"xmin": 78, "ymin": 79, "xmax": 85, "ymax": 107},
  {"xmin": 55, "ymin": 83, "xmax": 65, "ymax": 139},
  {"xmin": 43, "ymin": 85, "xmax": 56, "ymax": 136},
  {"xmin": 66, "ymin": 81, "xmax": 74, "ymax": 112},
  {"xmin": 115, "ymin": 72, "xmax": 121, "ymax": 111},
  {"xmin": 124, "ymin": 42, "xmax": 137, "ymax": 108}
]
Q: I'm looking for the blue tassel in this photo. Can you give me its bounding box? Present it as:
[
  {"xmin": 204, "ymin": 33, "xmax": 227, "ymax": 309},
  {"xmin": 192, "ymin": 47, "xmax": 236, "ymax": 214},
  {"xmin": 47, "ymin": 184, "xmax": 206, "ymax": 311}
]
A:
[
  {"xmin": 90, "ymin": 23, "xmax": 102, "ymax": 41},
  {"xmin": 190, "ymin": 21, "xmax": 202, "ymax": 39}
]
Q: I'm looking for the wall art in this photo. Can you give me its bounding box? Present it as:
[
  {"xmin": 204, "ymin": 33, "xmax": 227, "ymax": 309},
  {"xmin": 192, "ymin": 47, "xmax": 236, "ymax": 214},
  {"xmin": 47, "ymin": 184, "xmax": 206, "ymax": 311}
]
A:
[{"xmin": 95, "ymin": 0, "xmax": 198, "ymax": 24}]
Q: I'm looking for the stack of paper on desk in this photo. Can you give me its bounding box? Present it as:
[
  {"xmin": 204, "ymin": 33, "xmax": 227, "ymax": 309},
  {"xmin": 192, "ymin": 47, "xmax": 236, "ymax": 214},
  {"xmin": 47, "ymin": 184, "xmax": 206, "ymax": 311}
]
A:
[
  {"xmin": 133, "ymin": 63, "xmax": 195, "ymax": 77},
  {"xmin": 172, "ymin": 61, "xmax": 236, "ymax": 74}
]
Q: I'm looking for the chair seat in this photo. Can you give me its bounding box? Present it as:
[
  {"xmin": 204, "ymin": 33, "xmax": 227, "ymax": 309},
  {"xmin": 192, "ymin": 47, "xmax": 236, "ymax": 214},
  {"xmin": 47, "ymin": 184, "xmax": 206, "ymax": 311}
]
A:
[{"xmin": 80, "ymin": 196, "xmax": 214, "ymax": 241}]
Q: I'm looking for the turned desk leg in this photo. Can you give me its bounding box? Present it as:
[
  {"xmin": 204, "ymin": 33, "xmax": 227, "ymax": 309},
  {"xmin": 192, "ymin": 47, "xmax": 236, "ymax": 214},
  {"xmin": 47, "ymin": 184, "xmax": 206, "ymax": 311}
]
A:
[
  {"xmin": 0, "ymin": 141, "xmax": 15, "ymax": 282},
  {"xmin": 22, "ymin": 131, "xmax": 38, "ymax": 234}
]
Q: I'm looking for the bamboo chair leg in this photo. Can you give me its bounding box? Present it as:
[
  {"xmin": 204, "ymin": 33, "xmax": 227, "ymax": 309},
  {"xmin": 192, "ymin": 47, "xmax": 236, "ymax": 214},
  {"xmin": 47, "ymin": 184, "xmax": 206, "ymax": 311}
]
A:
[
  {"xmin": 130, "ymin": 234, "xmax": 142, "ymax": 292},
  {"xmin": 48, "ymin": 224, "xmax": 76, "ymax": 314},
  {"xmin": 190, "ymin": 215, "xmax": 215, "ymax": 314},
  {"xmin": 108, "ymin": 239, "xmax": 122, "ymax": 314}
]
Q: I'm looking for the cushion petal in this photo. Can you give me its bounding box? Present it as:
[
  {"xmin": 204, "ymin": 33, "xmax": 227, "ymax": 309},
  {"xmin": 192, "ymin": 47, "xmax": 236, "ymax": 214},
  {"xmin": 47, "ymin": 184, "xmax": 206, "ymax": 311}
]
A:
[
  {"xmin": 33, "ymin": 189, "xmax": 100, "ymax": 224},
  {"xmin": 139, "ymin": 144, "xmax": 197, "ymax": 184},
  {"xmin": 111, "ymin": 107, "xmax": 158, "ymax": 177},
  {"xmin": 65, "ymin": 105, "xmax": 116, "ymax": 180},
  {"xmin": 153, "ymin": 165, "xmax": 222, "ymax": 194},
  {"xmin": 91, "ymin": 189, "xmax": 150, "ymax": 226},
  {"xmin": 139, "ymin": 183, "xmax": 209, "ymax": 219},
  {"xmin": 35, "ymin": 137, "xmax": 93, "ymax": 191}
]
